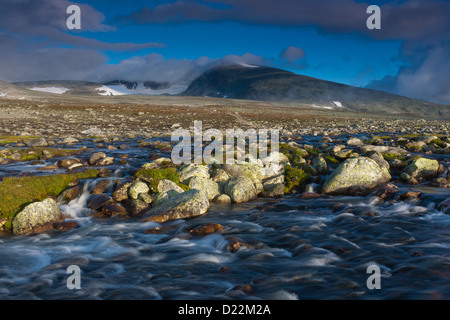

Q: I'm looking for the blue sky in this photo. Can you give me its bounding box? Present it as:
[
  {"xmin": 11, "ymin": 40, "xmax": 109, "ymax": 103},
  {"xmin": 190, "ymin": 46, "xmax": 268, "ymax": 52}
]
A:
[{"xmin": 0, "ymin": 0, "xmax": 449, "ymax": 104}]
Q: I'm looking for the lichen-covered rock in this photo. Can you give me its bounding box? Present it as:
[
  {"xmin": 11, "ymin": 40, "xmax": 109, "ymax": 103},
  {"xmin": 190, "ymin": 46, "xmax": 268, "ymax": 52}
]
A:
[
  {"xmin": 322, "ymin": 157, "xmax": 391, "ymax": 195},
  {"xmin": 312, "ymin": 157, "xmax": 327, "ymax": 173},
  {"xmin": 113, "ymin": 181, "xmax": 132, "ymax": 202},
  {"xmin": 128, "ymin": 181, "xmax": 150, "ymax": 200},
  {"xmin": 57, "ymin": 158, "xmax": 82, "ymax": 168},
  {"xmin": 89, "ymin": 152, "xmax": 106, "ymax": 165},
  {"xmin": 188, "ymin": 176, "xmax": 220, "ymax": 201},
  {"xmin": 214, "ymin": 194, "xmax": 232, "ymax": 204},
  {"xmin": 153, "ymin": 189, "xmax": 181, "ymax": 207},
  {"xmin": 222, "ymin": 163, "xmax": 265, "ymax": 184},
  {"xmin": 138, "ymin": 193, "xmax": 153, "ymax": 204},
  {"xmin": 225, "ymin": 176, "xmax": 257, "ymax": 203},
  {"xmin": 368, "ymin": 152, "xmax": 390, "ymax": 170},
  {"xmin": 178, "ymin": 164, "xmax": 210, "ymax": 184},
  {"xmin": 96, "ymin": 157, "xmax": 114, "ymax": 166},
  {"xmin": 25, "ymin": 138, "xmax": 48, "ymax": 148},
  {"xmin": 359, "ymin": 145, "xmax": 407, "ymax": 156},
  {"xmin": 260, "ymin": 183, "xmax": 285, "ymax": 198},
  {"xmin": 389, "ymin": 159, "xmax": 407, "ymax": 170},
  {"xmin": 260, "ymin": 151, "xmax": 289, "ymax": 165},
  {"xmin": 141, "ymin": 189, "xmax": 210, "ymax": 223},
  {"xmin": 12, "ymin": 198, "xmax": 64, "ymax": 235},
  {"xmin": 157, "ymin": 179, "xmax": 184, "ymax": 194},
  {"xmin": 142, "ymin": 157, "xmax": 173, "ymax": 170},
  {"xmin": 401, "ymin": 157, "xmax": 439, "ymax": 181},
  {"xmin": 347, "ymin": 138, "xmax": 364, "ymax": 146},
  {"xmin": 122, "ymin": 199, "xmax": 149, "ymax": 217},
  {"xmin": 211, "ymin": 168, "xmax": 229, "ymax": 182}
]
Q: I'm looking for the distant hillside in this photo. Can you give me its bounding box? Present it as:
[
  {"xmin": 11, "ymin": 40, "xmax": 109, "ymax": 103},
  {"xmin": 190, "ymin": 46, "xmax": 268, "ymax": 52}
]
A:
[{"xmin": 182, "ymin": 65, "xmax": 449, "ymax": 118}]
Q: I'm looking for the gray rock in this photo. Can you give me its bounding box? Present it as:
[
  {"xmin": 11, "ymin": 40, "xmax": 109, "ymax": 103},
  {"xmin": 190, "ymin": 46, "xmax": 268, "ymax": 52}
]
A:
[
  {"xmin": 25, "ymin": 138, "xmax": 48, "ymax": 147},
  {"xmin": 188, "ymin": 176, "xmax": 220, "ymax": 201},
  {"xmin": 312, "ymin": 157, "xmax": 327, "ymax": 173},
  {"xmin": 222, "ymin": 163, "xmax": 265, "ymax": 184},
  {"xmin": 141, "ymin": 189, "xmax": 210, "ymax": 223},
  {"xmin": 96, "ymin": 157, "xmax": 114, "ymax": 166},
  {"xmin": 89, "ymin": 152, "xmax": 106, "ymax": 165},
  {"xmin": 12, "ymin": 198, "xmax": 64, "ymax": 235},
  {"xmin": 368, "ymin": 152, "xmax": 390, "ymax": 170},
  {"xmin": 214, "ymin": 194, "xmax": 232, "ymax": 204},
  {"xmin": 322, "ymin": 157, "xmax": 391, "ymax": 195},
  {"xmin": 359, "ymin": 145, "xmax": 407, "ymax": 156},
  {"xmin": 347, "ymin": 138, "xmax": 364, "ymax": 146},
  {"xmin": 402, "ymin": 157, "xmax": 439, "ymax": 181},
  {"xmin": 128, "ymin": 181, "xmax": 150, "ymax": 200},
  {"xmin": 157, "ymin": 179, "xmax": 184, "ymax": 194},
  {"xmin": 178, "ymin": 164, "xmax": 210, "ymax": 184},
  {"xmin": 225, "ymin": 176, "xmax": 257, "ymax": 203}
]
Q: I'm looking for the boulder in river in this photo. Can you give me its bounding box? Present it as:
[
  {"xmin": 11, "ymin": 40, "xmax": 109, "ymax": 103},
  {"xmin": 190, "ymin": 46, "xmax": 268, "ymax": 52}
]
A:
[
  {"xmin": 321, "ymin": 157, "xmax": 391, "ymax": 195},
  {"xmin": 141, "ymin": 189, "xmax": 210, "ymax": 223},
  {"xmin": 12, "ymin": 198, "xmax": 64, "ymax": 235},
  {"xmin": 25, "ymin": 138, "xmax": 48, "ymax": 148},
  {"xmin": 89, "ymin": 152, "xmax": 106, "ymax": 165},
  {"xmin": 225, "ymin": 176, "xmax": 257, "ymax": 203},
  {"xmin": 188, "ymin": 176, "xmax": 219, "ymax": 201},
  {"xmin": 128, "ymin": 181, "xmax": 150, "ymax": 200},
  {"xmin": 401, "ymin": 157, "xmax": 439, "ymax": 181}
]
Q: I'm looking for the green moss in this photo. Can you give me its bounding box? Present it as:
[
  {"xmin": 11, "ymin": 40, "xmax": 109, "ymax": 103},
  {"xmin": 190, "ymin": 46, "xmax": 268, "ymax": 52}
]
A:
[
  {"xmin": 279, "ymin": 143, "xmax": 309, "ymax": 162},
  {"xmin": 0, "ymin": 169, "xmax": 100, "ymax": 229},
  {"xmin": 284, "ymin": 164, "xmax": 310, "ymax": 194},
  {"xmin": 381, "ymin": 153, "xmax": 407, "ymax": 162},
  {"xmin": 430, "ymin": 138, "xmax": 445, "ymax": 147},
  {"xmin": 324, "ymin": 155, "xmax": 339, "ymax": 164},
  {"xmin": 401, "ymin": 134, "xmax": 420, "ymax": 139},
  {"xmin": 135, "ymin": 167, "xmax": 188, "ymax": 192},
  {"xmin": 0, "ymin": 135, "xmax": 39, "ymax": 144},
  {"xmin": 5, "ymin": 147, "xmax": 82, "ymax": 162},
  {"xmin": 374, "ymin": 135, "xmax": 391, "ymax": 140}
]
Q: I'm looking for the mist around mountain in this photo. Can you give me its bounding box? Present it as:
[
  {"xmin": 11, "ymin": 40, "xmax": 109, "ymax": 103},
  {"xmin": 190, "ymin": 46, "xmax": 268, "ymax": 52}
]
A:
[{"xmin": 2, "ymin": 64, "xmax": 448, "ymax": 118}]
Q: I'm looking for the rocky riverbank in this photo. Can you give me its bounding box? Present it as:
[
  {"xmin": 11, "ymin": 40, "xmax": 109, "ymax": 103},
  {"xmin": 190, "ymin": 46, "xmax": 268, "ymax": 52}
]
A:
[{"xmin": 1, "ymin": 124, "xmax": 449, "ymax": 236}]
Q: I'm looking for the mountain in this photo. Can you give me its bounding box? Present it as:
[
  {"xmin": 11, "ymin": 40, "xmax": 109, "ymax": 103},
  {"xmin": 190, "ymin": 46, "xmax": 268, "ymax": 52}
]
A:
[{"xmin": 182, "ymin": 64, "xmax": 449, "ymax": 117}]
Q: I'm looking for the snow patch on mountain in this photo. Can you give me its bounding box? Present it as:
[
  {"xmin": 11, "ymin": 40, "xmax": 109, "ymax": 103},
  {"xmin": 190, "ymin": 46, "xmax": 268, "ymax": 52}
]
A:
[
  {"xmin": 96, "ymin": 83, "xmax": 188, "ymax": 96},
  {"xmin": 333, "ymin": 101, "xmax": 343, "ymax": 108},
  {"xmin": 239, "ymin": 63, "xmax": 259, "ymax": 68},
  {"xmin": 29, "ymin": 87, "xmax": 70, "ymax": 94}
]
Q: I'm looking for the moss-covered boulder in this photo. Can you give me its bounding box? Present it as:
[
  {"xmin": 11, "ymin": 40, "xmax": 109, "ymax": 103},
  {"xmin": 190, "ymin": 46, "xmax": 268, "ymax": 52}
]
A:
[
  {"xmin": 401, "ymin": 158, "xmax": 439, "ymax": 181},
  {"xmin": 225, "ymin": 176, "xmax": 257, "ymax": 203},
  {"xmin": 141, "ymin": 189, "xmax": 210, "ymax": 223},
  {"xmin": 188, "ymin": 176, "xmax": 220, "ymax": 201},
  {"xmin": 322, "ymin": 157, "xmax": 391, "ymax": 195},
  {"xmin": 12, "ymin": 198, "xmax": 64, "ymax": 235}
]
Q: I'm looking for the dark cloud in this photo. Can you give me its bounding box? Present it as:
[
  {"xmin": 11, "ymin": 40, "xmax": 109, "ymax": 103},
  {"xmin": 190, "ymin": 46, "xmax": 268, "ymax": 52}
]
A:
[
  {"xmin": 116, "ymin": 0, "xmax": 450, "ymax": 41},
  {"xmin": 0, "ymin": 0, "xmax": 165, "ymax": 51}
]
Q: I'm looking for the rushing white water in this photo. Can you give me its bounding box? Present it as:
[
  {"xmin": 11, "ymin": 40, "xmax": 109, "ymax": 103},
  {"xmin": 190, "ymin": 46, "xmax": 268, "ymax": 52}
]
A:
[{"xmin": 0, "ymin": 135, "xmax": 449, "ymax": 300}]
